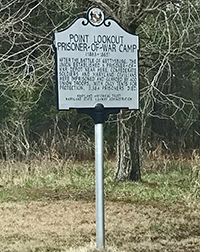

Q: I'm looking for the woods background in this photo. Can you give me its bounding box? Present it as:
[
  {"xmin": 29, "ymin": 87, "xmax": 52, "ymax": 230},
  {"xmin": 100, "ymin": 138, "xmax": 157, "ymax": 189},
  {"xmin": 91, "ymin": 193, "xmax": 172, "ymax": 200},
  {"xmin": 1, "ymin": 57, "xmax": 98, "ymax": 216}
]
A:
[{"xmin": 0, "ymin": 0, "xmax": 199, "ymax": 179}]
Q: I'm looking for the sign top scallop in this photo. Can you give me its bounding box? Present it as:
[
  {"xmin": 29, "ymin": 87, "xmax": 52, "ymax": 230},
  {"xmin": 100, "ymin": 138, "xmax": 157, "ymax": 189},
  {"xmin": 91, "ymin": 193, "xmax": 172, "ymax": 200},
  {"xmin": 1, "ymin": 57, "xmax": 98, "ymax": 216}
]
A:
[{"xmin": 87, "ymin": 7, "xmax": 105, "ymax": 26}]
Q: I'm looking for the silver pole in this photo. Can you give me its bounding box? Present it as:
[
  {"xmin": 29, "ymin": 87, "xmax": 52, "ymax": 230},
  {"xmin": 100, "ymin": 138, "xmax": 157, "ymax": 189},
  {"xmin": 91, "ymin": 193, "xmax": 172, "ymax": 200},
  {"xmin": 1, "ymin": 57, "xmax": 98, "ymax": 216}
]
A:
[{"xmin": 95, "ymin": 123, "xmax": 105, "ymax": 248}]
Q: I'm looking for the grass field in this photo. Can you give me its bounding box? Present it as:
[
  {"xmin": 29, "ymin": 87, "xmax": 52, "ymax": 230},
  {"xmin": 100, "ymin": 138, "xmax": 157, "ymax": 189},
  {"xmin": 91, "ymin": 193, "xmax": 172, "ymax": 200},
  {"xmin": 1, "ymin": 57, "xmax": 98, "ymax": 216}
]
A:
[{"xmin": 0, "ymin": 152, "xmax": 200, "ymax": 251}]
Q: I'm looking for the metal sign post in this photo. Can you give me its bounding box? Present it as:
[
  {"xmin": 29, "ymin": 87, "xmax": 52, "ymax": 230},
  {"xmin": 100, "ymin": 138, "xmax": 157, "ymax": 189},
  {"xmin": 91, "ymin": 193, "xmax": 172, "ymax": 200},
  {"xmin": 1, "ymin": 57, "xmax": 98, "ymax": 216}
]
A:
[
  {"xmin": 78, "ymin": 104, "xmax": 120, "ymax": 249},
  {"xmin": 95, "ymin": 122, "xmax": 105, "ymax": 248},
  {"xmin": 53, "ymin": 6, "xmax": 139, "ymax": 249}
]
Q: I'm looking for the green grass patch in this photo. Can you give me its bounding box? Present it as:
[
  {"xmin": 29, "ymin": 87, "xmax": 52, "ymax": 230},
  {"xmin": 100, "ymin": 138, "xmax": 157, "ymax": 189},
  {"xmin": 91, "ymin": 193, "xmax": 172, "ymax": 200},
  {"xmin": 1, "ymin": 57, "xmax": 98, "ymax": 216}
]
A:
[{"xmin": 0, "ymin": 157, "xmax": 199, "ymax": 208}]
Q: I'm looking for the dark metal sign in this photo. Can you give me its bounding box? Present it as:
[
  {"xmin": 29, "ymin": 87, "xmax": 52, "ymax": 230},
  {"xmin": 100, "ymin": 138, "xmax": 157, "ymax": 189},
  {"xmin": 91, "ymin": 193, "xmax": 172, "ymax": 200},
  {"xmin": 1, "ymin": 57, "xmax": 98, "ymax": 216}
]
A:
[{"xmin": 53, "ymin": 7, "xmax": 139, "ymax": 110}]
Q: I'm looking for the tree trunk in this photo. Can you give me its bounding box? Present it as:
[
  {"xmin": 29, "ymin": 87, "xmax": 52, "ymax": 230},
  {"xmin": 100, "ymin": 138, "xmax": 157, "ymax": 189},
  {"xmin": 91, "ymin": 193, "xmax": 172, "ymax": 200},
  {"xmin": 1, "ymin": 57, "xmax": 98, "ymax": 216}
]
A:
[{"xmin": 115, "ymin": 111, "xmax": 141, "ymax": 181}]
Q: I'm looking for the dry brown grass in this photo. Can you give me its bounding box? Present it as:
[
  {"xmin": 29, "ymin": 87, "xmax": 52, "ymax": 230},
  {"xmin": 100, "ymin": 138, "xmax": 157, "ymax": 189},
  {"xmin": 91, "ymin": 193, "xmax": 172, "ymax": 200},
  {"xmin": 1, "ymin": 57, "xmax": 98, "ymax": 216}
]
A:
[
  {"xmin": 0, "ymin": 152, "xmax": 200, "ymax": 251},
  {"xmin": 0, "ymin": 200, "xmax": 126, "ymax": 252},
  {"xmin": 0, "ymin": 199, "xmax": 200, "ymax": 252}
]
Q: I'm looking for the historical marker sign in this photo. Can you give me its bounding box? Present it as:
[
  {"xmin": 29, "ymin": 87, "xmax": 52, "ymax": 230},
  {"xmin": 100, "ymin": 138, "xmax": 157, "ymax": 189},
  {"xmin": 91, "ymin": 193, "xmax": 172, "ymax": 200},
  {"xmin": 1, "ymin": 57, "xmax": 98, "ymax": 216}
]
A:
[{"xmin": 53, "ymin": 7, "xmax": 139, "ymax": 110}]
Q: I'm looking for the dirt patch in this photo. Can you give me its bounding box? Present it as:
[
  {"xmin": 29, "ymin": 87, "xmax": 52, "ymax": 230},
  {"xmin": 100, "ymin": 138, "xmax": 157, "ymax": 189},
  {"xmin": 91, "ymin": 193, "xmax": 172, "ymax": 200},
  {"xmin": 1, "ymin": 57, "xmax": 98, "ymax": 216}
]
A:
[{"xmin": 0, "ymin": 200, "xmax": 199, "ymax": 252}]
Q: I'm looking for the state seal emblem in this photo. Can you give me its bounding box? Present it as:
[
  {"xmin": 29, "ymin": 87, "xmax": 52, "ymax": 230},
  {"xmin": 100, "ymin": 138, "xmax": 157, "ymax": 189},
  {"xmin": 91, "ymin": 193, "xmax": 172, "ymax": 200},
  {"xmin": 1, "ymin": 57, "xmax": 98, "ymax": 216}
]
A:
[{"xmin": 88, "ymin": 7, "xmax": 104, "ymax": 26}]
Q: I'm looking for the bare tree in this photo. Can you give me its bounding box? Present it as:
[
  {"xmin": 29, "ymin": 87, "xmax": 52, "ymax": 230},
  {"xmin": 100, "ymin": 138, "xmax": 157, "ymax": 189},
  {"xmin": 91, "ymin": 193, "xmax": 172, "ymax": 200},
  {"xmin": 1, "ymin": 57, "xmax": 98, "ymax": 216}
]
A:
[
  {"xmin": 0, "ymin": 0, "xmax": 199, "ymax": 169},
  {"xmin": 0, "ymin": 0, "xmax": 76, "ymax": 159},
  {"xmin": 139, "ymin": 0, "xmax": 200, "ymax": 149},
  {"xmin": 88, "ymin": 0, "xmax": 200, "ymax": 180}
]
